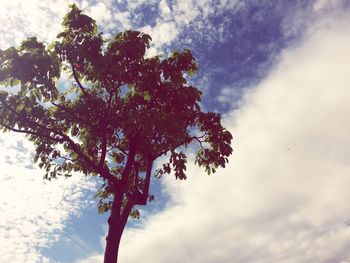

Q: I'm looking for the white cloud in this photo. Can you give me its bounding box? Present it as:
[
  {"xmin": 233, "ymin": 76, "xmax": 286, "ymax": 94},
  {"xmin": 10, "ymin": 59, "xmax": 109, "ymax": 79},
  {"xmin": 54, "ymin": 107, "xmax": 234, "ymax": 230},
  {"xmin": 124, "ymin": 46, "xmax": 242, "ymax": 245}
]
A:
[
  {"xmin": 141, "ymin": 21, "xmax": 179, "ymax": 50},
  {"xmin": 0, "ymin": 133, "xmax": 96, "ymax": 262},
  {"xmin": 0, "ymin": 0, "xmax": 75, "ymax": 48},
  {"xmin": 171, "ymin": 0, "xmax": 200, "ymax": 24},
  {"xmin": 87, "ymin": 2, "xmax": 112, "ymax": 26},
  {"xmin": 0, "ymin": 0, "xmax": 239, "ymax": 54},
  {"xmin": 313, "ymin": 0, "xmax": 346, "ymax": 11},
  {"xmin": 85, "ymin": 1, "xmax": 133, "ymax": 31},
  {"xmin": 139, "ymin": 0, "xmax": 241, "ymax": 53},
  {"xmin": 217, "ymin": 85, "xmax": 245, "ymax": 105},
  {"xmin": 113, "ymin": 11, "xmax": 132, "ymax": 30},
  {"xmin": 0, "ymin": 0, "xmax": 129, "ymax": 49},
  {"xmin": 81, "ymin": 10, "xmax": 350, "ymax": 263},
  {"xmin": 126, "ymin": 0, "xmax": 157, "ymax": 10},
  {"xmin": 159, "ymin": 0, "xmax": 171, "ymax": 20}
]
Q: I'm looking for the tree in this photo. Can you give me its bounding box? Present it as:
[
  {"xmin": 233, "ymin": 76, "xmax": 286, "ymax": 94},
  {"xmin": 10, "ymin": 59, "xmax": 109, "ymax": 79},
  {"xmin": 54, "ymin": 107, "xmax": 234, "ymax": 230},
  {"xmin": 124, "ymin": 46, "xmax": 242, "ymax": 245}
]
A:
[{"xmin": 0, "ymin": 4, "xmax": 232, "ymax": 263}]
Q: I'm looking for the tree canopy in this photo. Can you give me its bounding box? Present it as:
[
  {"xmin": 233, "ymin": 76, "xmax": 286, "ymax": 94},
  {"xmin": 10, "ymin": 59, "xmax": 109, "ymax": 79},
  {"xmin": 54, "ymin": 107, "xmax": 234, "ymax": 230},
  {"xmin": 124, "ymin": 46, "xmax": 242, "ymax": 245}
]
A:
[{"xmin": 0, "ymin": 4, "xmax": 232, "ymax": 262}]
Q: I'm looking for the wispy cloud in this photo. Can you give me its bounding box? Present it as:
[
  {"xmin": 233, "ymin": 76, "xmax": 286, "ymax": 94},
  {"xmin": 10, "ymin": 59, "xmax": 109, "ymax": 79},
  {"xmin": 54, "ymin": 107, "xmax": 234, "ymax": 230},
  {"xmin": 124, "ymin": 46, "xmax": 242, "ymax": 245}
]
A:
[
  {"xmin": 0, "ymin": 0, "xmax": 129, "ymax": 49},
  {"xmin": 0, "ymin": 0, "xmax": 234, "ymax": 52},
  {"xmin": 81, "ymin": 8, "xmax": 350, "ymax": 263},
  {"xmin": 0, "ymin": 133, "xmax": 96, "ymax": 262},
  {"xmin": 136, "ymin": 0, "xmax": 242, "ymax": 53},
  {"xmin": 0, "ymin": 0, "xmax": 75, "ymax": 48}
]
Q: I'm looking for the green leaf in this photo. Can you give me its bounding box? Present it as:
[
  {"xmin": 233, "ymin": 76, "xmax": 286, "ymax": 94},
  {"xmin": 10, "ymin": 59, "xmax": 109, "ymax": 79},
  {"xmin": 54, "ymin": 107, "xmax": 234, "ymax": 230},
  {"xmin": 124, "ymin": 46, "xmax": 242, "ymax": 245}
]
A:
[
  {"xmin": 0, "ymin": 90, "xmax": 8, "ymax": 101},
  {"xmin": 34, "ymin": 89, "xmax": 42, "ymax": 101},
  {"xmin": 29, "ymin": 90, "xmax": 36, "ymax": 102},
  {"xmin": 47, "ymin": 41, "xmax": 56, "ymax": 51},
  {"xmin": 16, "ymin": 101, "xmax": 25, "ymax": 112},
  {"xmin": 143, "ymin": 91, "xmax": 151, "ymax": 102}
]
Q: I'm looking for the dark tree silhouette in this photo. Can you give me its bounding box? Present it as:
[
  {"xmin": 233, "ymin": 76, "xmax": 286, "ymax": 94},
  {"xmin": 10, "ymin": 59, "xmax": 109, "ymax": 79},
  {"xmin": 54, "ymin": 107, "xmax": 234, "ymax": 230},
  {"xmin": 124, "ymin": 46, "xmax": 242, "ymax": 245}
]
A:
[{"xmin": 0, "ymin": 4, "xmax": 232, "ymax": 262}]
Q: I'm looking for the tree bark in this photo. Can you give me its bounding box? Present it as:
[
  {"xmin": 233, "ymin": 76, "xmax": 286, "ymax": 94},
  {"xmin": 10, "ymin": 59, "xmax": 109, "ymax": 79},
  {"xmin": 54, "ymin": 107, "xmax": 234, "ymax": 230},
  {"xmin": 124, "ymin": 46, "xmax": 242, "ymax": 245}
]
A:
[
  {"xmin": 103, "ymin": 188, "xmax": 130, "ymax": 263},
  {"xmin": 103, "ymin": 139, "xmax": 138, "ymax": 262},
  {"xmin": 103, "ymin": 216, "xmax": 123, "ymax": 263}
]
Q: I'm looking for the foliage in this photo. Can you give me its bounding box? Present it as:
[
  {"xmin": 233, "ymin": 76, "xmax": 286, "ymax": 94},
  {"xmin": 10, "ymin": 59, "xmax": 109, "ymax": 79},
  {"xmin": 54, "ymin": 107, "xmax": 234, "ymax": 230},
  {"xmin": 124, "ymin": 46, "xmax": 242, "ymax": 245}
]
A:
[{"xmin": 0, "ymin": 3, "xmax": 232, "ymax": 226}]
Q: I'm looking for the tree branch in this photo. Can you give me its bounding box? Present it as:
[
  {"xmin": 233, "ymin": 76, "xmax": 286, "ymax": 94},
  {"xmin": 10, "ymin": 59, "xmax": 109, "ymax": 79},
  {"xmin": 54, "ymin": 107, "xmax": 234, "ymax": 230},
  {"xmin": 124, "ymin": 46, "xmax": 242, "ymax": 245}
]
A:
[
  {"xmin": 51, "ymin": 101, "xmax": 95, "ymax": 128},
  {"xmin": 107, "ymin": 144, "xmax": 128, "ymax": 156},
  {"xmin": 71, "ymin": 63, "xmax": 89, "ymax": 97},
  {"xmin": 121, "ymin": 139, "xmax": 137, "ymax": 184},
  {"xmin": 193, "ymin": 136, "xmax": 205, "ymax": 150},
  {"xmin": 120, "ymin": 198, "xmax": 134, "ymax": 225},
  {"xmin": 98, "ymin": 91, "xmax": 114, "ymax": 168},
  {"xmin": 2, "ymin": 101, "xmax": 119, "ymax": 185},
  {"xmin": 0, "ymin": 122, "xmax": 63, "ymax": 142},
  {"xmin": 153, "ymin": 133, "xmax": 207, "ymax": 159},
  {"xmin": 57, "ymin": 155, "xmax": 78, "ymax": 162},
  {"xmin": 135, "ymin": 157, "xmax": 153, "ymax": 206},
  {"xmin": 154, "ymin": 137, "xmax": 193, "ymax": 159}
]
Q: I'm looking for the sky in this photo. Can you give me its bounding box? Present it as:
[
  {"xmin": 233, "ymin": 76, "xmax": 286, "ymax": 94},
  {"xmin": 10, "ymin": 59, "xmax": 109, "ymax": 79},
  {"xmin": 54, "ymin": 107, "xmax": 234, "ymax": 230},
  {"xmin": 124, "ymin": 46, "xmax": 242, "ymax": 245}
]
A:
[{"xmin": 1, "ymin": 0, "xmax": 350, "ymax": 262}]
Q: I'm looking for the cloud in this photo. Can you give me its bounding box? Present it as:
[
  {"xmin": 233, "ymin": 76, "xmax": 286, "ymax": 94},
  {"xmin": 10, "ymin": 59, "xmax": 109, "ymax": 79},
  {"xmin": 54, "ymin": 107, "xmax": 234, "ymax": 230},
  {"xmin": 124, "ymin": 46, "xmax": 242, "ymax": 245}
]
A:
[
  {"xmin": 217, "ymin": 85, "xmax": 246, "ymax": 106},
  {"xmin": 138, "ymin": 0, "xmax": 241, "ymax": 53},
  {"xmin": 87, "ymin": 2, "xmax": 112, "ymax": 26},
  {"xmin": 0, "ymin": 0, "xmax": 128, "ymax": 49},
  {"xmin": 0, "ymin": 0, "xmax": 76, "ymax": 48},
  {"xmin": 313, "ymin": 0, "xmax": 347, "ymax": 11},
  {"xmin": 0, "ymin": 133, "xmax": 96, "ymax": 262},
  {"xmin": 159, "ymin": 0, "xmax": 171, "ymax": 20},
  {"xmin": 85, "ymin": 1, "xmax": 133, "ymax": 32},
  {"xmin": 140, "ymin": 21, "xmax": 179, "ymax": 52},
  {"xmin": 80, "ymin": 9, "xmax": 350, "ymax": 263},
  {"xmin": 0, "ymin": 0, "xmax": 277, "ymax": 60}
]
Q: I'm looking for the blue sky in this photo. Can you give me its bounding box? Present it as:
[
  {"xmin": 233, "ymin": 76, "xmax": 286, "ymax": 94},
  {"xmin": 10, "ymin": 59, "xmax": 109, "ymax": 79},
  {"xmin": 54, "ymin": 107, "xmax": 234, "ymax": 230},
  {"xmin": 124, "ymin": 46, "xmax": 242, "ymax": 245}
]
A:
[{"xmin": 1, "ymin": 0, "xmax": 350, "ymax": 262}]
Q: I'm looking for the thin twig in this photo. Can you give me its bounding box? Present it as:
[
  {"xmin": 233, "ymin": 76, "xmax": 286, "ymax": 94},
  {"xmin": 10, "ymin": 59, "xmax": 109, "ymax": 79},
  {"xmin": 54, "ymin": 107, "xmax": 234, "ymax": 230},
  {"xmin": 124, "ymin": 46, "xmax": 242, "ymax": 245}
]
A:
[
  {"xmin": 193, "ymin": 136, "xmax": 206, "ymax": 150},
  {"xmin": 51, "ymin": 101, "xmax": 95, "ymax": 128},
  {"xmin": 71, "ymin": 63, "xmax": 89, "ymax": 98},
  {"xmin": 0, "ymin": 122, "xmax": 63, "ymax": 142}
]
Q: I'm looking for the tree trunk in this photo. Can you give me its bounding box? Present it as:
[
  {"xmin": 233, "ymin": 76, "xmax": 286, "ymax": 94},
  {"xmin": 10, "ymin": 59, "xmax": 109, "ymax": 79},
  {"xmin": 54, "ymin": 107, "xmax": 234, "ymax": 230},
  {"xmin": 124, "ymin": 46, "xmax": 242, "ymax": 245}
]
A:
[
  {"xmin": 103, "ymin": 186, "xmax": 125, "ymax": 263},
  {"xmin": 103, "ymin": 188, "xmax": 134, "ymax": 263},
  {"xmin": 103, "ymin": 189, "xmax": 150, "ymax": 261},
  {"xmin": 103, "ymin": 140, "xmax": 138, "ymax": 262},
  {"xmin": 103, "ymin": 215, "xmax": 124, "ymax": 263}
]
